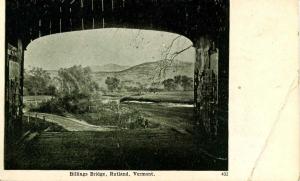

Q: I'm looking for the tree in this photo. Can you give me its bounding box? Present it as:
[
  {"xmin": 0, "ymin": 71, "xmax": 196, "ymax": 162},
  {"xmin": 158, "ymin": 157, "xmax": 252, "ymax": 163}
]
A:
[
  {"xmin": 46, "ymin": 85, "xmax": 57, "ymax": 97},
  {"xmin": 105, "ymin": 77, "xmax": 120, "ymax": 92},
  {"xmin": 180, "ymin": 75, "xmax": 193, "ymax": 91},
  {"xmin": 56, "ymin": 65, "xmax": 99, "ymax": 97},
  {"xmin": 172, "ymin": 75, "xmax": 193, "ymax": 91},
  {"xmin": 24, "ymin": 67, "xmax": 51, "ymax": 96},
  {"xmin": 33, "ymin": 65, "xmax": 100, "ymax": 114},
  {"xmin": 151, "ymin": 35, "xmax": 193, "ymax": 81},
  {"xmin": 174, "ymin": 75, "xmax": 182, "ymax": 85},
  {"xmin": 162, "ymin": 78, "xmax": 176, "ymax": 91}
]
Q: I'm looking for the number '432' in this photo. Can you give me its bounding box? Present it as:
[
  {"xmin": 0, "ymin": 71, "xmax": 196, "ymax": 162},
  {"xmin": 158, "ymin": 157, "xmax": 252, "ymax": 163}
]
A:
[{"xmin": 221, "ymin": 172, "xmax": 228, "ymax": 176}]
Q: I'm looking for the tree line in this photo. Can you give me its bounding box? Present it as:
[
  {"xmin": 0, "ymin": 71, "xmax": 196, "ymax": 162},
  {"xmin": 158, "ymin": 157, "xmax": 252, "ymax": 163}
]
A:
[
  {"xmin": 24, "ymin": 66, "xmax": 193, "ymax": 98},
  {"xmin": 104, "ymin": 75, "xmax": 193, "ymax": 92},
  {"xmin": 24, "ymin": 66, "xmax": 99, "ymax": 97}
]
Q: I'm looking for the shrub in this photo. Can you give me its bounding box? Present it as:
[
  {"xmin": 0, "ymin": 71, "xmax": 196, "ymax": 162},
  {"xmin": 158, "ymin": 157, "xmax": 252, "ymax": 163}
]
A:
[{"xmin": 30, "ymin": 98, "xmax": 65, "ymax": 115}]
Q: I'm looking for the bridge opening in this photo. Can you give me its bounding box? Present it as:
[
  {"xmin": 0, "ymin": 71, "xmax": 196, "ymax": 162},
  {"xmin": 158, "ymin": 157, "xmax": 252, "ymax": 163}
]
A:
[{"xmin": 23, "ymin": 28, "xmax": 196, "ymax": 132}]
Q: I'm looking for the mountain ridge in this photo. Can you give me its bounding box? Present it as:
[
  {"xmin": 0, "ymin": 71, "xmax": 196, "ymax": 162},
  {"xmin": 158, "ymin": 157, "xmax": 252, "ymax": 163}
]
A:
[
  {"xmin": 89, "ymin": 63, "xmax": 130, "ymax": 72},
  {"xmin": 44, "ymin": 60, "xmax": 194, "ymax": 88},
  {"xmin": 93, "ymin": 60, "xmax": 194, "ymax": 88}
]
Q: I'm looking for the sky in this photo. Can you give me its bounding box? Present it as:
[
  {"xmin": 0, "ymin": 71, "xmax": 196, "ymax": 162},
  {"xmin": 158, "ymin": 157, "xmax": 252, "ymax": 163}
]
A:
[{"xmin": 25, "ymin": 28, "xmax": 195, "ymax": 70}]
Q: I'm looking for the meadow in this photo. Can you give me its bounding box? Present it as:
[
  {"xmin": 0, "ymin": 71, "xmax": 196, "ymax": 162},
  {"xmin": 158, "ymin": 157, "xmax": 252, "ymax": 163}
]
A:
[{"xmin": 24, "ymin": 90, "xmax": 194, "ymax": 131}]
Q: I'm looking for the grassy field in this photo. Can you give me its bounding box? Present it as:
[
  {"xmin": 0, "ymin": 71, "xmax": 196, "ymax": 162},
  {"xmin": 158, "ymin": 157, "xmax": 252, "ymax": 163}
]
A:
[
  {"xmin": 72, "ymin": 91, "xmax": 194, "ymax": 131},
  {"xmin": 123, "ymin": 102, "xmax": 194, "ymax": 131},
  {"xmin": 72, "ymin": 102, "xmax": 191, "ymax": 131},
  {"xmin": 23, "ymin": 95, "xmax": 52, "ymax": 102},
  {"xmin": 25, "ymin": 91, "xmax": 194, "ymax": 131}
]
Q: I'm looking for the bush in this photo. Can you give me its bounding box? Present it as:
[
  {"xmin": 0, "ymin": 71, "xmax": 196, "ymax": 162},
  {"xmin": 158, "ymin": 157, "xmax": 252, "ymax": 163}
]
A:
[
  {"xmin": 30, "ymin": 98, "xmax": 65, "ymax": 115},
  {"xmin": 30, "ymin": 92, "xmax": 91, "ymax": 115}
]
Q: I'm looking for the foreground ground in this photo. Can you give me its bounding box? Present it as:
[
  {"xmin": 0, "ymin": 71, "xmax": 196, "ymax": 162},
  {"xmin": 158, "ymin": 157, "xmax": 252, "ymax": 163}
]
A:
[
  {"xmin": 11, "ymin": 92, "xmax": 227, "ymax": 170},
  {"xmin": 8, "ymin": 128, "xmax": 227, "ymax": 170}
]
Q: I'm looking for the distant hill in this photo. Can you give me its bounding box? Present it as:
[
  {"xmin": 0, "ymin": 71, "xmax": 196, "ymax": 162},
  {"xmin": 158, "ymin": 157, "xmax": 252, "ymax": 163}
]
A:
[
  {"xmin": 89, "ymin": 63, "xmax": 130, "ymax": 72},
  {"xmin": 44, "ymin": 60, "xmax": 194, "ymax": 89},
  {"xmin": 45, "ymin": 63, "xmax": 130, "ymax": 78},
  {"xmin": 93, "ymin": 60, "xmax": 194, "ymax": 88}
]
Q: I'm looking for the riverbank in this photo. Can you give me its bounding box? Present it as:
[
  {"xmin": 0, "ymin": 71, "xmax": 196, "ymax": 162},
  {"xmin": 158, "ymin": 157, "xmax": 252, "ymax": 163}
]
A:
[{"xmin": 120, "ymin": 91, "xmax": 194, "ymax": 104}]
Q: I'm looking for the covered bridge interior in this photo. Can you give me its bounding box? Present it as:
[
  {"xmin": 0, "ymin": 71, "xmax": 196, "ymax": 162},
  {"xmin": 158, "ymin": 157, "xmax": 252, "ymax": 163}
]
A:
[{"xmin": 5, "ymin": 0, "xmax": 229, "ymax": 149}]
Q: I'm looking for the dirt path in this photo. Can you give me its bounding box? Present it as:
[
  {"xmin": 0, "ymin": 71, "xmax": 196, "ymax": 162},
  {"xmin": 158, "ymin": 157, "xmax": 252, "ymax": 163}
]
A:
[{"xmin": 25, "ymin": 112, "xmax": 113, "ymax": 132}]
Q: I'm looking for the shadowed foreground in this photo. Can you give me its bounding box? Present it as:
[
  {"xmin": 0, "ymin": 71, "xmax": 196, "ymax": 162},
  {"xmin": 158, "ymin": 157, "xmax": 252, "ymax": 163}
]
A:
[
  {"xmin": 24, "ymin": 112, "xmax": 113, "ymax": 131},
  {"xmin": 7, "ymin": 129, "xmax": 227, "ymax": 170}
]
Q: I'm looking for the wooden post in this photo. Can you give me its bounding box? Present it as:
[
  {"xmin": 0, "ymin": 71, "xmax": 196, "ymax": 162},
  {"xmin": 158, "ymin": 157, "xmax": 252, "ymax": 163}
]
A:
[
  {"xmin": 70, "ymin": 18, "xmax": 72, "ymax": 31},
  {"xmin": 60, "ymin": 18, "xmax": 62, "ymax": 33},
  {"xmin": 69, "ymin": 7, "xmax": 72, "ymax": 31},
  {"xmin": 93, "ymin": 18, "xmax": 95, "ymax": 29},
  {"xmin": 59, "ymin": 6, "xmax": 62, "ymax": 33},
  {"xmin": 17, "ymin": 39, "xmax": 24, "ymax": 138},
  {"xmin": 38, "ymin": 19, "xmax": 41, "ymax": 37},
  {"xmin": 82, "ymin": 18, "xmax": 84, "ymax": 30},
  {"xmin": 49, "ymin": 20, "xmax": 52, "ymax": 34},
  {"xmin": 194, "ymin": 36, "xmax": 218, "ymax": 138},
  {"xmin": 81, "ymin": 0, "xmax": 84, "ymax": 30}
]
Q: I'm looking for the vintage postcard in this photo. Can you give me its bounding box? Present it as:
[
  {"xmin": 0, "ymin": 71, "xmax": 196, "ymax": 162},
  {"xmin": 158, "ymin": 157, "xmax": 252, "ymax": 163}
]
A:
[{"xmin": 0, "ymin": 0, "xmax": 298, "ymax": 180}]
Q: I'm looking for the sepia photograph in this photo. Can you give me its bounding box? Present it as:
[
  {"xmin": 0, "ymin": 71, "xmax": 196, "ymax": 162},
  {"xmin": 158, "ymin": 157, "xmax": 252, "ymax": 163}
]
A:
[{"xmin": 5, "ymin": 0, "xmax": 229, "ymax": 170}]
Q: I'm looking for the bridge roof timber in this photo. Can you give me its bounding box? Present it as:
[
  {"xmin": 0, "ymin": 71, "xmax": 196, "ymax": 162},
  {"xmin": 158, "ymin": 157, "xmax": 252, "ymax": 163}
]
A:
[{"xmin": 6, "ymin": 0, "xmax": 228, "ymax": 48}]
